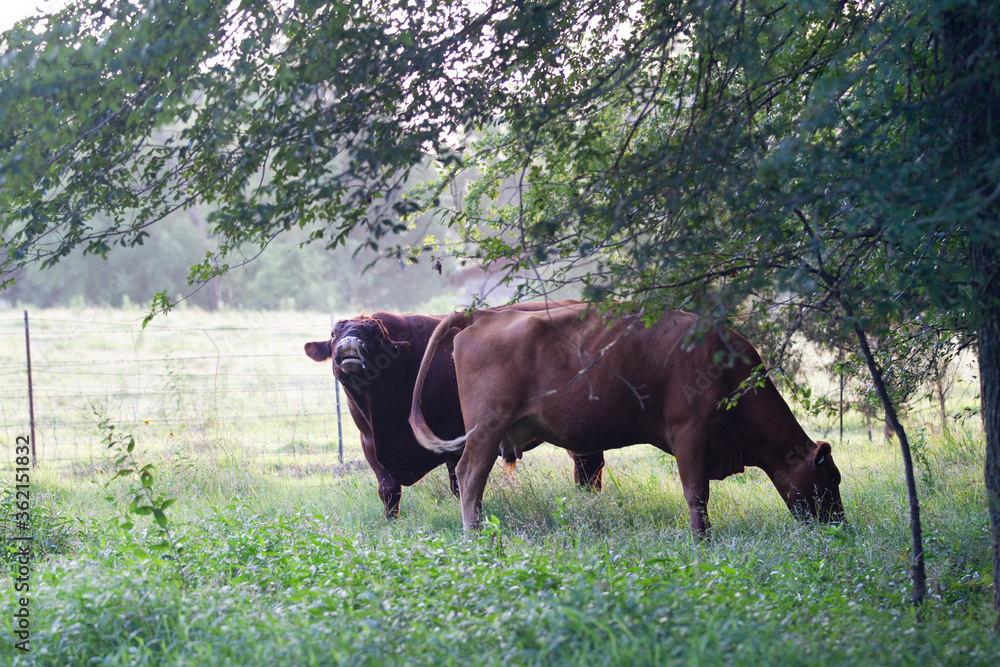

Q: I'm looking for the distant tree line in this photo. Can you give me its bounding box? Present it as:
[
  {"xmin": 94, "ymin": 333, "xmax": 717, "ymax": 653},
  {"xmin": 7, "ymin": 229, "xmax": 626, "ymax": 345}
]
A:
[{"xmin": 3, "ymin": 207, "xmax": 462, "ymax": 314}]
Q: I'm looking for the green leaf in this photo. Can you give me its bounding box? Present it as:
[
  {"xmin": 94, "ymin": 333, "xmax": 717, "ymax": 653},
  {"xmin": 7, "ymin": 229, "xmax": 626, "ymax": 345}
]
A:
[
  {"xmin": 151, "ymin": 508, "xmax": 169, "ymax": 528},
  {"xmin": 129, "ymin": 547, "xmax": 150, "ymax": 561}
]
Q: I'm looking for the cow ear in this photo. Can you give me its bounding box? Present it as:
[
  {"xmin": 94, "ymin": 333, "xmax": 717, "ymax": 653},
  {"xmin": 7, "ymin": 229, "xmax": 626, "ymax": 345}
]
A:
[
  {"xmin": 813, "ymin": 441, "xmax": 832, "ymax": 467},
  {"xmin": 304, "ymin": 341, "xmax": 332, "ymax": 362}
]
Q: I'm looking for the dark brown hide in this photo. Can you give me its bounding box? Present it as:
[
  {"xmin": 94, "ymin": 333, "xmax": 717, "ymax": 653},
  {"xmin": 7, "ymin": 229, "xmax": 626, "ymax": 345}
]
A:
[
  {"xmin": 307, "ymin": 305, "xmax": 606, "ymax": 519},
  {"xmin": 410, "ymin": 304, "xmax": 845, "ymax": 536}
]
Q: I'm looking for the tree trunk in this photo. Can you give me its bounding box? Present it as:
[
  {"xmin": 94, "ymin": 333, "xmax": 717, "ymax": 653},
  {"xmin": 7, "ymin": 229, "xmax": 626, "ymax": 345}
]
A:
[
  {"xmin": 933, "ymin": 365, "xmax": 950, "ymax": 436},
  {"xmin": 982, "ymin": 304, "xmax": 1000, "ymax": 636},
  {"xmin": 941, "ymin": 1, "xmax": 1000, "ymax": 630},
  {"xmin": 842, "ymin": 298, "xmax": 926, "ymax": 608},
  {"xmin": 970, "ymin": 241, "xmax": 1000, "ymax": 632}
]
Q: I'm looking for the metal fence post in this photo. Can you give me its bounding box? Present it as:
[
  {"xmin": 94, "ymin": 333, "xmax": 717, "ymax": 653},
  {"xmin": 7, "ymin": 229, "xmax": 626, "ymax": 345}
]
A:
[
  {"xmin": 331, "ymin": 314, "xmax": 343, "ymax": 463},
  {"xmin": 24, "ymin": 310, "xmax": 37, "ymax": 467},
  {"xmin": 839, "ymin": 370, "xmax": 844, "ymax": 443},
  {"xmin": 335, "ymin": 377, "xmax": 344, "ymax": 464}
]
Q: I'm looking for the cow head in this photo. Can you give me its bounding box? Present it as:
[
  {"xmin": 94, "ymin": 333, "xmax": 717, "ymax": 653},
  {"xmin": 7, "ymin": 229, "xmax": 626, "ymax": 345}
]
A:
[
  {"xmin": 304, "ymin": 315, "xmax": 411, "ymax": 389},
  {"xmin": 782, "ymin": 441, "xmax": 846, "ymax": 525}
]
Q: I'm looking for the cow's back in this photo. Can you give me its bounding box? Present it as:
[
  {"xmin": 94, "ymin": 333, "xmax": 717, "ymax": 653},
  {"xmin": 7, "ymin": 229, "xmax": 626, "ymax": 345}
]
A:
[
  {"xmin": 454, "ymin": 306, "xmax": 674, "ymax": 449},
  {"xmin": 454, "ymin": 305, "xmax": 799, "ymax": 465}
]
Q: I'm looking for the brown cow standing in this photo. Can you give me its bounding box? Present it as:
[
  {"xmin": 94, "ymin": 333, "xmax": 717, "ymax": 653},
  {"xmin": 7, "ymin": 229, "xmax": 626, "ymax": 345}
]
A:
[
  {"xmin": 305, "ymin": 306, "xmax": 606, "ymax": 519},
  {"xmin": 410, "ymin": 303, "xmax": 845, "ymax": 537}
]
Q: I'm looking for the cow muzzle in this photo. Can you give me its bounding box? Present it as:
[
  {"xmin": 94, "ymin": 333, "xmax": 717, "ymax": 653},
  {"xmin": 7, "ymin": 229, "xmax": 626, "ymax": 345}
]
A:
[{"xmin": 334, "ymin": 336, "xmax": 367, "ymax": 373}]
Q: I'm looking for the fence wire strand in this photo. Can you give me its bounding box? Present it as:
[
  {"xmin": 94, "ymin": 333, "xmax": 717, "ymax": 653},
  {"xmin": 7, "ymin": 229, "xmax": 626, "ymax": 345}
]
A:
[{"xmin": 0, "ymin": 314, "xmax": 352, "ymax": 470}]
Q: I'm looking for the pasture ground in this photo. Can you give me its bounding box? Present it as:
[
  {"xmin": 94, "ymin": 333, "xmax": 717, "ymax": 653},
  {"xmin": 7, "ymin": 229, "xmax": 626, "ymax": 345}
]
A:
[{"xmin": 1, "ymin": 307, "xmax": 997, "ymax": 665}]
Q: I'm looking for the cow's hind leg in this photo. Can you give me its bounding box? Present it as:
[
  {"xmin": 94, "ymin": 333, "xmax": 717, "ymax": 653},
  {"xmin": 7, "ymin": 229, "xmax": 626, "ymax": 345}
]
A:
[
  {"xmin": 455, "ymin": 430, "xmax": 502, "ymax": 531},
  {"xmin": 445, "ymin": 459, "xmax": 460, "ymax": 498},
  {"xmin": 571, "ymin": 451, "xmax": 606, "ymax": 491}
]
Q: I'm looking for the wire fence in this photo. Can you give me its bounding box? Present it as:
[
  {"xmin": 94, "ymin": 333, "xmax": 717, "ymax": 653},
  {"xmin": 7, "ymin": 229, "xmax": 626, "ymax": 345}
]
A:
[
  {"xmin": 0, "ymin": 309, "xmax": 983, "ymax": 478},
  {"xmin": 0, "ymin": 310, "xmax": 363, "ymax": 475}
]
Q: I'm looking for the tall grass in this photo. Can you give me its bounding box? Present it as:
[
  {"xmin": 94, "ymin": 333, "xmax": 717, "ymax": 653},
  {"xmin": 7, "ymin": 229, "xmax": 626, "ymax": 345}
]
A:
[{"xmin": 2, "ymin": 426, "xmax": 996, "ymax": 666}]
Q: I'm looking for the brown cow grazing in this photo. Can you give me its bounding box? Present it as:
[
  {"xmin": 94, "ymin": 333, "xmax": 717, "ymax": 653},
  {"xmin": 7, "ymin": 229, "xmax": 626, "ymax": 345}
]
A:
[
  {"xmin": 410, "ymin": 303, "xmax": 845, "ymax": 537},
  {"xmin": 305, "ymin": 306, "xmax": 606, "ymax": 519}
]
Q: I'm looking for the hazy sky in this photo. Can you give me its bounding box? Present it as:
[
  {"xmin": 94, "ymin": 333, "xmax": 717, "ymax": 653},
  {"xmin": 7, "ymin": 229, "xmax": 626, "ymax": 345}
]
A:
[{"xmin": 0, "ymin": 0, "xmax": 66, "ymax": 32}]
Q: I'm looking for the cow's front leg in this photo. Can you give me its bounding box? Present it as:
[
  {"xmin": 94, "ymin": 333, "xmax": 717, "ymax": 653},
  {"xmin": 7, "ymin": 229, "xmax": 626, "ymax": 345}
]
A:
[
  {"xmin": 378, "ymin": 478, "xmax": 403, "ymax": 520},
  {"xmin": 682, "ymin": 478, "xmax": 711, "ymax": 539},
  {"xmin": 369, "ymin": 455, "xmax": 402, "ymax": 519},
  {"xmin": 455, "ymin": 431, "xmax": 501, "ymax": 531},
  {"xmin": 668, "ymin": 426, "xmax": 711, "ymax": 539},
  {"xmin": 571, "ymin": 451, "xmax": 606, "ymax": 491},
  {"xmin": 359, "ymin": 431, "xmax": 403, "ymax": 520},
  {"xmin": 676, "ymin": 459, "xmax": 711, "ymax": 538}
]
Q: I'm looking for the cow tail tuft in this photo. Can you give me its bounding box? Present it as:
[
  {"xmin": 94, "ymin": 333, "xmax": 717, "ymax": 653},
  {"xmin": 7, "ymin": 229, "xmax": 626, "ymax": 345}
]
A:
[{"xmin": 410, "ymin": 312, "xmax": 472, "ymax": 453}]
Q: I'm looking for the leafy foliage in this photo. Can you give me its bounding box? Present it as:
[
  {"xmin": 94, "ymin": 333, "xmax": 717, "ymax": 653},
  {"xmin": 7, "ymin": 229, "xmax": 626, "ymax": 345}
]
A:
[
  {"xmin": 0, "ymin": 0, "xmax": 592, "ymax": 299},
  {"xmin": 451, "ymin": 2, "xmax": 996, "ymax": 346},
  {"xmin": 3, "ymin": 0, "xmax": 995, "ymax": 368},
  {"xmin": 96, "ymin": 410, "xmax": 187, "ymax": 587}
]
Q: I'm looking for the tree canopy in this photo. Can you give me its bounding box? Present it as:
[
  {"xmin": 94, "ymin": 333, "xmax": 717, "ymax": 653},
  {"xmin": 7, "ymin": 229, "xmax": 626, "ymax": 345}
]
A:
[{"xmin": 2, "ymin": 0, "xmax": 999, "ymax": 627}]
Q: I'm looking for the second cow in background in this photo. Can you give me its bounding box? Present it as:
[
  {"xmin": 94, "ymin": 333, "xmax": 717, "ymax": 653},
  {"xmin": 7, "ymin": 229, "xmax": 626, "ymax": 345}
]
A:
[{"xmin": 305, "ymin": 304, "xmax": 606, "ymax": 519}]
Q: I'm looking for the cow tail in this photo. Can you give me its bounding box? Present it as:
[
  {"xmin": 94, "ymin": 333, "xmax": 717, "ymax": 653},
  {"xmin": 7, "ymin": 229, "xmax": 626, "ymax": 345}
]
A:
[{"xmin": 409, "ymin": 311, "xmax": 474, "ymax": 453}]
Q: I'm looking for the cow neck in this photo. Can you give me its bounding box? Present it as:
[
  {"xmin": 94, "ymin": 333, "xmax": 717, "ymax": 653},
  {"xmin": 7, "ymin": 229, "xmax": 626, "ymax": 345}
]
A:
[
  {"xmin": 339, "ymin": 378, "xmax": 374, "ymax": 418},
  {"xmin": 364, "ymin": 359, "xmax": 413, "ymax": 432},
  {"xmin": 738, "ymin": 382, "xmax": 814, "ymax": 491}
]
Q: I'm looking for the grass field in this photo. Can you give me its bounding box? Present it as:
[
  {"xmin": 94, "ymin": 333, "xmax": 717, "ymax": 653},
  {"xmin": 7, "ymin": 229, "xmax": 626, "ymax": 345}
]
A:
[{"xmin": 1, "ymin": 307, "xmax": 997, "ymax": 665}]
